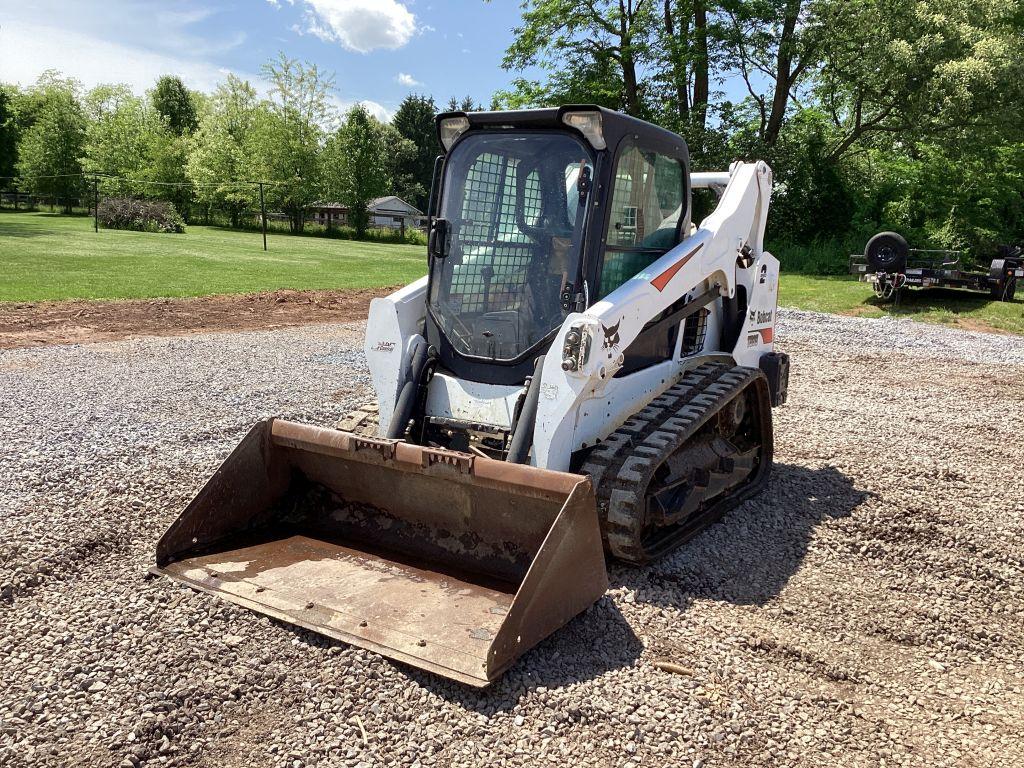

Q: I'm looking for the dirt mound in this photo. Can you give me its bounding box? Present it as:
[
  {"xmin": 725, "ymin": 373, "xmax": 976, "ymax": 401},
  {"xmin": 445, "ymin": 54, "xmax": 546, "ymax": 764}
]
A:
[{"xmin": 0, "ymin": 288, "xmax": 396, "ymax": 349}]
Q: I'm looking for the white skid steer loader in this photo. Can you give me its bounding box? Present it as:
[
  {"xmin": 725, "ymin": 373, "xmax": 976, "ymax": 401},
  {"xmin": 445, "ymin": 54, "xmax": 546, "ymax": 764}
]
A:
[{"xmin": 154, "ymin": 106, "xmax": 790, "ymax": 687}]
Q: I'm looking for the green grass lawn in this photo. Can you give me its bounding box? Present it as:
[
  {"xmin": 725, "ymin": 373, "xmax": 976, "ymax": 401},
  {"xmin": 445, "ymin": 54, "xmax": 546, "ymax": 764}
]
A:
[
  {"xmin": 0, "ymin": 210, "xmax": 428, "ymax": 302},
  {"xmin": 3, "ymin": 210, "xmax": 1022, "ymax": 335},
  {"xmin": 780, "ymin": 274, "xmax": 1024, "ymax": 335}
]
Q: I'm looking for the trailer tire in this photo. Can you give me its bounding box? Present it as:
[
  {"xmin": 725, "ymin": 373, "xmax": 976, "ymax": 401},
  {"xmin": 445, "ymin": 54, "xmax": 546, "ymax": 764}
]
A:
[
  {"xmin": 989, "ymin": 281, "xmax": 1016, "ymax": 301},
  {"xmin": 988, "ymin": 260, "xmax": 1017, "ymax": 301},
  {"xmin": 999, "ymin": 277, "xmax": 1016, "ymax": 302},
  {"xmin": 865, "ymin": 231, "xmax": 909, "ymax": 274}
]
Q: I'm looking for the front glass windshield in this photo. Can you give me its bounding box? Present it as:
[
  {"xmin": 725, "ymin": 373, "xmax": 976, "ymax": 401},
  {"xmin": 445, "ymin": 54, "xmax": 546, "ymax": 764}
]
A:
[{"xmin": 428, "ymin": 132, "xmax": 594, "ymax": 361}]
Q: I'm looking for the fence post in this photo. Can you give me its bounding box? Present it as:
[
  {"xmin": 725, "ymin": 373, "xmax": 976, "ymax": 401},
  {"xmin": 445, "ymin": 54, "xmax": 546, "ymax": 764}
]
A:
[
  {"xmin": 259, "ymin": 182, "xmax": 267, "ymax": 251},
  {"xmin": 13, "ymin": 186, "xmax": 18, "ymax": 211},
  {"xmin": 93, "ymin": 178, "xmax": 99, "ymax": 233}
]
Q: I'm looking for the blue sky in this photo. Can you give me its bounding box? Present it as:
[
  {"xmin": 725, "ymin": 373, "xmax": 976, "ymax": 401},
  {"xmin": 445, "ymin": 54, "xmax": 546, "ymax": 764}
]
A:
[{"xmin": 0, "ymin": 0, "xmax": 535, "ymax": 120}]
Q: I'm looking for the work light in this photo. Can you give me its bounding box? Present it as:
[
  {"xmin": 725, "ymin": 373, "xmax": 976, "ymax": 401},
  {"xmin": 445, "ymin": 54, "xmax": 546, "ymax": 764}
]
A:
[
  {"xmin": 561, "ymin": 110, "xmax": 606, "ymax": 150},
  {"xmin": 439, "ymin": 115, "xmax": 471, "ymax": 150}
]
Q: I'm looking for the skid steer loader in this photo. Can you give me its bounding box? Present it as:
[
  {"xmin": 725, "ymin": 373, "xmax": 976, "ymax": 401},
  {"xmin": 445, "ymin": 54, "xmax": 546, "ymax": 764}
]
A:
[{"xmin": 154, "ymin": 106, "xmax": 790, "ymax": 686}]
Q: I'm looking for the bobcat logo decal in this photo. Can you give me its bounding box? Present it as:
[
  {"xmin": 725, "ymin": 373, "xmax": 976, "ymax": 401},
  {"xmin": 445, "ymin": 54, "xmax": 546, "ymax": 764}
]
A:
[{"xmin": 602, "ymin": 320, "xmax": 621, "ymax": 350}]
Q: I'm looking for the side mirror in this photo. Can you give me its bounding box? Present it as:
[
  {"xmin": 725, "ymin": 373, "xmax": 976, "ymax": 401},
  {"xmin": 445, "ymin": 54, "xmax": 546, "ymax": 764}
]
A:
[{"xmin": 428, "ymin": 218, "xmax": 450, "ymax": 259}]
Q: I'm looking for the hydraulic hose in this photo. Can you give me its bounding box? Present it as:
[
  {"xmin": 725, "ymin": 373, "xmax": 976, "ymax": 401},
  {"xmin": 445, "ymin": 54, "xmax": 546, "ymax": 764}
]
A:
[
  {"xmin": 506, "ymin": 355, "xmax": 545, "ymax": 464},
  {"xmin": 386, "ymin": 340, "xmax": 431, "ymax": 440}
]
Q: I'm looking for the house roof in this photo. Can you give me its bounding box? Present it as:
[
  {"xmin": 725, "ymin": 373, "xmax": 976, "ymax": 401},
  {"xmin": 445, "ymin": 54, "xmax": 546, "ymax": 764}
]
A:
[
  {"xmin": 369, "ymin": 196, "xmax": 423, "ymax": 214},
  {"xmin": 311, "ymin": 196, "xmax": 424, "ymax": 215}
]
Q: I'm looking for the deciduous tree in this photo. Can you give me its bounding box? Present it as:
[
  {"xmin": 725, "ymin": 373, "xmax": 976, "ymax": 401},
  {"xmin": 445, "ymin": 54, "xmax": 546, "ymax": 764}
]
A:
[
  {"xmin": 152, "ymin": 75, "xmax": 199, "ymax": 136},
  {"xmin": 186, "ymin": 75, "xmax": 260, "ymax": 227},
  {"xmin": 498, "ymin": 0, "xmax": 657, "ymax": 116},
  {"xmin": 15, "ymin": 74, "xmax": 87, "ymax": 213},
  {"xmin": 81, "ymin": 84, "xmax": 157, "ymax": 197},
  {"xmin": 323, "ymin": 105, "xmax": 390, "ymax": 237},
  {"xmin": 246, "ymin": 54, "xmax": 334, "ymax": 232},
  {"xmin": 0, "ymin": 85, "xmax": 19, "ymax": 184},
  {"xmin": 814, "ymin": 0, "xmax": 1024, "ymax": 159}
]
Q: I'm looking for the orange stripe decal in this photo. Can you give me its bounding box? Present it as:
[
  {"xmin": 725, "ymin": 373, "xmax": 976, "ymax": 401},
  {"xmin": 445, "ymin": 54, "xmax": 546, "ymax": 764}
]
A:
[
  {"xmin": 651, "ymin": 244, "xmax": 704, "ymax": 292},
  {"xmin": 758, "ymin": 327, "xmax": 774, "ymax": 344}
]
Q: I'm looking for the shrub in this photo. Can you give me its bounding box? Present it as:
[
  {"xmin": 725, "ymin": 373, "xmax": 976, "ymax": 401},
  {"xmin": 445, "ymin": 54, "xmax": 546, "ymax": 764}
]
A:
[
  {"xmin": 770, "ymin": 234, "xmax": 869, "ymax": 276},
  {"xmin": 317, "ymin": 225, "xmax": 427, "ymax": 246},
  {"xmin": 97, "ymin": 198, "xmax": 185, "ymax": 233}
]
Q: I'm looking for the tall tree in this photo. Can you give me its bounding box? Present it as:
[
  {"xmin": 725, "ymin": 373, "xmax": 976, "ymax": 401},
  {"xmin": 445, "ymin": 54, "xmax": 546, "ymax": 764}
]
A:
[
  {"xmin": 144, "ymin": 131, "xmax": 194, "ymax": 221},
  {"xmin": 718, "ymin": 0, "xmax": 815, "ymax": 147},
  {"xmin": 15, "ymin": 74, "xmax": 87, "ymax": 213},
  {"xmin": 152, "ymin": 75, "xmax": 199, "ymax": 136},
  {"xmin": 262, "ymin": 52, "xmax": 334, "ymax": 125},
  {"xmin": 186, "ymin": 75, "xmax": 260, "ymax": 227},
  {"xmin": 384, "ymin": 125, "xmax": 424, "ymax": 211},
  {"xmin": 494, "ymin": 56, "xmax": 627, "ymax": 111},
  {"xmin": 0, "ymin": 85, "xmax": 19, "ymax": 184},
  {"xmin": 499, "ymin": 0, "xmax": 657, "ymax": 116},
  {"xmin": 656, "ymin": 0, "xmax": 710, "ymax": 130},
  {"xmin": 246, "ymin": 54, "xmax": 334, "ymax": 232},
  {"xmin": 814, "ymin": 0, "xmax": 1024, "ymax": 160},
  {"xmin": 81, "ymin": 84, "xmax": 156, "ymax": 197},
  {"xmin": 323, "ymin": 105, "xmax": 390, "ymax": 238},
  {"xmin": 444, "ymin": 96, "xmax": 481, "ymax": 112},
  {"xmin": 391, "ymin": 94, "xmax": 437, "ymax": 210}
]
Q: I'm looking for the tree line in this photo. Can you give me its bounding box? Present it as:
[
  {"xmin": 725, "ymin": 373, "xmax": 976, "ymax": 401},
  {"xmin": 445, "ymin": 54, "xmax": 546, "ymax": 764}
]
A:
[
  {"xmin": 497, "ymin": 0, "xmax": 1024, "ymax": 261},
  {"xmin": 0, "ymin": 56, "xmax": 475, "ymax": 237},
  {"xmin": 2, "ymin": 1, "xmax": 1022, "ymax": 263}
]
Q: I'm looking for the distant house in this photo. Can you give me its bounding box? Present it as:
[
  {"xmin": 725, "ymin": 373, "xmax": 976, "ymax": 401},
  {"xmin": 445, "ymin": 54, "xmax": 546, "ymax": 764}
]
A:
[{"xmin": 310, "ymin": 196, "xmax": 425, "ymax": 232}]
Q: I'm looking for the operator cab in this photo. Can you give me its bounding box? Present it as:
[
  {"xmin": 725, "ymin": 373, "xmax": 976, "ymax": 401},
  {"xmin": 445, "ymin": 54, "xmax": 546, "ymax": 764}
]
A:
[
  {"xmin": 428, "ymin": 131, "xmax": 591, "ymax": 361},
  {"xmin": 425, "ymin": 106, "xmax": 692, "ymax": 386}
]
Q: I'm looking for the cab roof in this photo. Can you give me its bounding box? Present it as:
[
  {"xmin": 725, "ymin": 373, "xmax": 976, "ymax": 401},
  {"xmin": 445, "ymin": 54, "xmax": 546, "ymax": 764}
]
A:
[{"xmin": 435, "ymin": 105, "xmax": 687, "ymax": 158}]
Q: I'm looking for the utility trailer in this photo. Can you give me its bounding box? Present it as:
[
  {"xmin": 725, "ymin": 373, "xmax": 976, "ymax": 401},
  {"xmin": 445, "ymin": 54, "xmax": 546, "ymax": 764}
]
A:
[{"xmin": 850, "ymin": 231, "xmax": 1022, "ymax": 304}]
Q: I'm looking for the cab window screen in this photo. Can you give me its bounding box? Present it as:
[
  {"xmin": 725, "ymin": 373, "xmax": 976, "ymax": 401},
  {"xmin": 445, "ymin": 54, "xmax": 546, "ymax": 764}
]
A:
[{"xmin": 428, "ymin": 132, "xmax": 594, "ymax": 361}]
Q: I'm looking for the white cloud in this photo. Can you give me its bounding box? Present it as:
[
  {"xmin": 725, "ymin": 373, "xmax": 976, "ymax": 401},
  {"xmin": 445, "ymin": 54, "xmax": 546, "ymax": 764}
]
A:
[
  {"xmin": 0, "ymin": 3, "xmax": 395, "ymax": 126},
  {"xmin": 0, "ymin": 20, "xmax": 257, "ymax": 95},
  {"xmin": 298, "ymin": 0, "xmax": 416, "ymax": 53},
  {"xmin": 332, "ymin": 96, "xmax": 391, "ymax": 123},
  {"xmin": 396, "ymin": 72, "xmax": 421, "ymax": 87},
  {"xmin": 358, "ymin": 100, "xmax": 391, "ymax": 122}
]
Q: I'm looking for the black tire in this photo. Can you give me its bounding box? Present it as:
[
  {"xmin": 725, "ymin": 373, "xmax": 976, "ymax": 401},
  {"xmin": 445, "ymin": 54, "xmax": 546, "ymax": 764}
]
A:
[
  {"xmin": 997, "ymin": 276, "xmax": 1017, "ymax": 302},
  {"xmin": 988, "ymin": 258, "xmax": 1018, "ymax": 302},
  {"xmin": 865, "ymin": 231, "xmax": 909, "ymax": 274}
]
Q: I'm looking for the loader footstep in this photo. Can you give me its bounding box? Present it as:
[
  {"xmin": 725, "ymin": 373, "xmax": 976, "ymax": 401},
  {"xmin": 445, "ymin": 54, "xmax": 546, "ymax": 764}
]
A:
[{"xmin": 337, "ymin": 401, "xmax": 379, "ymax": 436}]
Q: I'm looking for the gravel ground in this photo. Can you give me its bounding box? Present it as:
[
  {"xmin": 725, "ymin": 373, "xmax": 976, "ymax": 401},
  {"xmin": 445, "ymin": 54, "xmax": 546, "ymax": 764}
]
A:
[{"xmin": 2, "ymin": 309, "xmax": 1023, "ymax": 768}]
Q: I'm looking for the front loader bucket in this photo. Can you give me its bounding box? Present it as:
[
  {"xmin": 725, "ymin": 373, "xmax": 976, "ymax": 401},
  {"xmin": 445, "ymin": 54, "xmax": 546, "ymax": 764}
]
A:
[{"xmin": 154, "ymin": 419, "xmax": 608, "ymax": 687}]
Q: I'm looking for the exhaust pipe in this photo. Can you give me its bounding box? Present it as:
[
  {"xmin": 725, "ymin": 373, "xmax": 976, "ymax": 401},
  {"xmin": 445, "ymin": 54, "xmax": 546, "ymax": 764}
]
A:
[{"xmin": 153, "ymin": 419, "xmax": 608, "ymax": 686}]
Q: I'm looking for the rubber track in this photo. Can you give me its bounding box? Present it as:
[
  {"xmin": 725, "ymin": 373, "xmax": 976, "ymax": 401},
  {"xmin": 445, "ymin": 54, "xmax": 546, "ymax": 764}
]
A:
[{"xmin": 581, "ymin": 361, "xmax": 771, "ymax": 564}]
